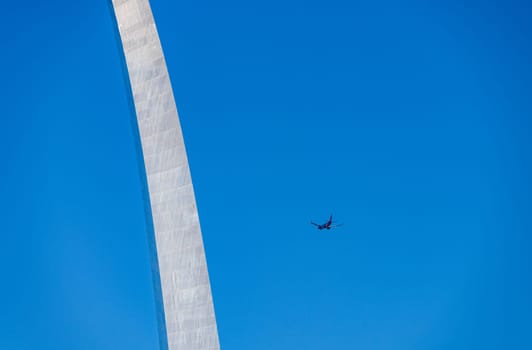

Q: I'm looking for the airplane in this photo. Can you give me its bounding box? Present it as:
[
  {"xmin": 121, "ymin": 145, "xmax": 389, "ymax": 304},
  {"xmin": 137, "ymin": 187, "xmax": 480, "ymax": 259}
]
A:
[{"xmin": 311, "ymin": 215, "xmax": 343, "ymax": 230}]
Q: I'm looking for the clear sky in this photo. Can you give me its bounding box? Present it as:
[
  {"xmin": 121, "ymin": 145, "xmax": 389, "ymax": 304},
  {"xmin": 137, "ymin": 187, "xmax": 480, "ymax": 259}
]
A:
[{"xmin": 1, "ymin": 0, "xmax": 531, "ymax": 349}]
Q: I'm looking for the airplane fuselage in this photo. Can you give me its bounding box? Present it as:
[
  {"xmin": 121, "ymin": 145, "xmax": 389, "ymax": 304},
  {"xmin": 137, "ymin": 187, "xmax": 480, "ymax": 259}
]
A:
[{"xmin": 312, "ymin": 215, "xmax": 337, "ymax": 230}]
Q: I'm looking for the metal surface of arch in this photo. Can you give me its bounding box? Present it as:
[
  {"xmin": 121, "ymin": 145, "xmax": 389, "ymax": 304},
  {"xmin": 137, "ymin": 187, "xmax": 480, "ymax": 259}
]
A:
[{"xmin": 109, "ymin": 1, "xmax": 220, "ymax": 349}]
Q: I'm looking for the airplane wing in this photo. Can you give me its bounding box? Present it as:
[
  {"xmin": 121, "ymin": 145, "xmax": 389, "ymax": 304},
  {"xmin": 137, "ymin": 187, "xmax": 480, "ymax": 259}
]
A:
[{"xmin": 310, "ymin": 222, "xmax": 320, "ymax": 227}]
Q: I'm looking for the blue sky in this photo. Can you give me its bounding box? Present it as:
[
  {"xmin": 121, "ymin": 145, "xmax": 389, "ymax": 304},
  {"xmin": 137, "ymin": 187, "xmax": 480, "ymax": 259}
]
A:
[{"xmin": 1, "ymin": 0, "xmax": 531, "ymax": 349}]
